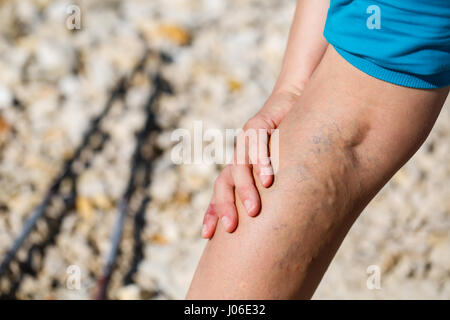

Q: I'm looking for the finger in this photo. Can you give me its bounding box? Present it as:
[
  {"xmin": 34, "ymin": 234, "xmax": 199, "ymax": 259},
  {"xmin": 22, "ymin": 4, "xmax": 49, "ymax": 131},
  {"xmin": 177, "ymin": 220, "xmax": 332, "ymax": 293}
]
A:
[
  {"xmin": 234, "ymin": 128, "xmax": 250, "ymax": 167},
  {"xmin": 201, "ymin": 201, "xmax": 218, "ymax": 239},
  {"xmin": 249, "ymin": 128, "xmax": 274, "ymax": 187},
  {"xmin": 214, "ymin": 166, "xmax": 238, "ymax": 233},
  {"xmin": 231, "ymin": 164, "xmax": 261, "ymax": 217}
]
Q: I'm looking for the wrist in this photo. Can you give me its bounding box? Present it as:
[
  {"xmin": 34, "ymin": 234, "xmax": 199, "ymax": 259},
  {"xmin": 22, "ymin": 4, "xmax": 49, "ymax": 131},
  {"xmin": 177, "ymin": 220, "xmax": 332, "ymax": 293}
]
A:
[
  {"xmin": 272, "ymin": 77, "xmax": 307, "ymax": 98},
  {"xmin": 256, "ymin": 89, "xmax": 303, "ymax": 127}
]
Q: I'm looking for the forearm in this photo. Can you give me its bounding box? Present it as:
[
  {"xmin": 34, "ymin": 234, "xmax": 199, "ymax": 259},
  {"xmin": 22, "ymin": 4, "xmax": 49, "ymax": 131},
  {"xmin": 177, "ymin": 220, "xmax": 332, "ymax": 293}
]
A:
[
  {"xmin": 187, "ymin": 46, "xmax": 448, "ymax": 299},
  {"xmin": 273, "ymin": 0, "xmax": 330, "ymax": 96},
  {"xmin": 256, "ymin": 0, "xmax": 330, "ymax": 125}
]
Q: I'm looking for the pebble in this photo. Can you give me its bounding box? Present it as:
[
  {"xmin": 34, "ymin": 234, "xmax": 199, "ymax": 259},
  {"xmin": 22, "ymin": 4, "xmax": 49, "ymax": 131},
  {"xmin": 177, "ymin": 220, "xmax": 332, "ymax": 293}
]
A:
[{"xmin": 0, "ymin": 85, "xmax": 12, "ymax": 110}]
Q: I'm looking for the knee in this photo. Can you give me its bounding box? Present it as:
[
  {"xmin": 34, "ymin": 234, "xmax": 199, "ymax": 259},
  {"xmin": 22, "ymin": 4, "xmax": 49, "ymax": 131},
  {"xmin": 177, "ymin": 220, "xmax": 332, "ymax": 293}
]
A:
[{"xmin": 265, "ymin": 119, "xmax": 366, "ymax": 217}]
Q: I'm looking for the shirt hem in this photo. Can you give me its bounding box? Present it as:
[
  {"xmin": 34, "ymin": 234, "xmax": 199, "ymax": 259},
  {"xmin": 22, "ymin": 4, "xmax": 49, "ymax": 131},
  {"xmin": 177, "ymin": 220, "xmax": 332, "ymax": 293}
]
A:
[{"xmin": 332, "ymin": 46, "xmax": 450, "ymax": 89}]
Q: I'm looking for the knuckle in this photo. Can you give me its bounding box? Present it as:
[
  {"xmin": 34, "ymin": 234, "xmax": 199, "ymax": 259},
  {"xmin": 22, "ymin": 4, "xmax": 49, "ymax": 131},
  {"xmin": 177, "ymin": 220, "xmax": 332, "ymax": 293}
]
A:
[
  {"xmin": 235, "ymin": 184, "xmax": 253, "ymax": 198},
  {"xmin": 205, "ymin": 202, "xmax": 215, "ymax": 215},
  {"xmin": 254, "ymin": 113, "xmax": 276, "ymax": 130},
  {"xmin": 243, "ymin": 117, "xmax": 266, "ymax": 132},
  {"xmin": 242, "ymin": 119, "xmax": 256, "ymax": 132},
  {"xmin": 215, "ymin": 202, "xmax": 231, "ymax": 218}
]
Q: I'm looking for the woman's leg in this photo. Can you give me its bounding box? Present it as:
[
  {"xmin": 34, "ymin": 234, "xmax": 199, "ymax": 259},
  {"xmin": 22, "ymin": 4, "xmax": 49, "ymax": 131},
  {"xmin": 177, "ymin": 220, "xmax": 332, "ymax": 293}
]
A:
[{"xmin": 187, "ymin": 45, "xmax": 449, "ymax": 299}]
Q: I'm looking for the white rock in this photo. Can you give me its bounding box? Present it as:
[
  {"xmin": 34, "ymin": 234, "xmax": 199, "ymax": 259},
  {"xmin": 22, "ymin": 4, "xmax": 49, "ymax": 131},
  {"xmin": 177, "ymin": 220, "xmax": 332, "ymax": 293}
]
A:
[
  {"xmin": 0, "ymin": 85, "xmax": 12, "ymax": 109},
  {"xmin": 116, "ymin": 284, "xmax": 141, "ymax": 300}
]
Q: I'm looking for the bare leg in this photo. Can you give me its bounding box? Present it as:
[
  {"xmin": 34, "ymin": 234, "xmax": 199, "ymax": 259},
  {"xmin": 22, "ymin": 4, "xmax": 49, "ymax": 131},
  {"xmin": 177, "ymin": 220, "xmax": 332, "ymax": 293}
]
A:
[{"xmin": 187, "ymin": 46, "xmax": 449, "ymax": 299}]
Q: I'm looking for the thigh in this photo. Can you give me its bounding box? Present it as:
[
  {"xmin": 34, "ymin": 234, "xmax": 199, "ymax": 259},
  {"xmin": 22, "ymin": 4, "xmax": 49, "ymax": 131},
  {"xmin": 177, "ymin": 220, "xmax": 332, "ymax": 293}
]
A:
[{"xmin": 187, "ymin": 46, "xmax": 449, "ymax": 299}]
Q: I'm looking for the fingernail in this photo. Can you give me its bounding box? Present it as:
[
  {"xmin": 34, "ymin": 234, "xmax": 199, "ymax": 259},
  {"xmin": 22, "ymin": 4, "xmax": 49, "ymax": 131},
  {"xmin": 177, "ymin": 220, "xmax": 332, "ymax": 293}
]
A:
[
  {"xmin": 201, "ymin": 224, "xmax": 208, "ymax": 237},
  {"xmin": 221, "ymin": 216, "xmax": 232, "ymax": 231},
  {"xmin": 260, "ymin": 174, "xmax": 270, "ymax": 186},
  {"xmin": 244, "ymin": 200, "xmax": 254, "ymax": 214}
]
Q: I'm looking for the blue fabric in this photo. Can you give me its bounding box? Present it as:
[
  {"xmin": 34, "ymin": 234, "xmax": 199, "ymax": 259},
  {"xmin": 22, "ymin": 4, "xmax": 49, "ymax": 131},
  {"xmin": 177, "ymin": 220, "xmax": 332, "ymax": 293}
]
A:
[{"xmin": 323, "ymin": 0, "xmax": 450, "ymax": 89}]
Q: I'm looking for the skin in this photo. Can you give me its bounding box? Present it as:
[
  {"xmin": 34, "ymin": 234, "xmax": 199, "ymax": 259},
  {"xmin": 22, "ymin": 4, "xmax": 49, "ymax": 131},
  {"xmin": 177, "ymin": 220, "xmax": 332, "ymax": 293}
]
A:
[
  {"xmin": 187, "ymin": 45, "xmax": 449, "ymax": 299},
  {"xmin": 201, "ymin": 0, "xmax": 331, "ymax": 238}
]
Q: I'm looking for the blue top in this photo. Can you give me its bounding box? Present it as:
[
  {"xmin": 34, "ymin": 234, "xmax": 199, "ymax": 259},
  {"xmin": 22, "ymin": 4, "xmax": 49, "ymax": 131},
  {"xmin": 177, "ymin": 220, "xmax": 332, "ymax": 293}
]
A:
[{"xmin": 323, "ymin": 0, "xmax": 450, "ymax": 89}]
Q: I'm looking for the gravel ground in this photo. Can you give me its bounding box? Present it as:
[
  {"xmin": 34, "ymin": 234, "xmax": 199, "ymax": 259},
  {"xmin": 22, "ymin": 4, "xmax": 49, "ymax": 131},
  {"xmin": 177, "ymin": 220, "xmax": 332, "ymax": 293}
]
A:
[{"xmin": 0, "ymin": 0, "xmax": 448, "ymax": 299}]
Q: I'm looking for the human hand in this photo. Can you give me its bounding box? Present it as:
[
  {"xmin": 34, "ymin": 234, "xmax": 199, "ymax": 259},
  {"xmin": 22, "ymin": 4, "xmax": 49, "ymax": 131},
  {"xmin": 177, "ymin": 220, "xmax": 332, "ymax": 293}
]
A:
[{"xmin": 201, "ymin": 90, "xmax": 301, "ymax": 238}]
